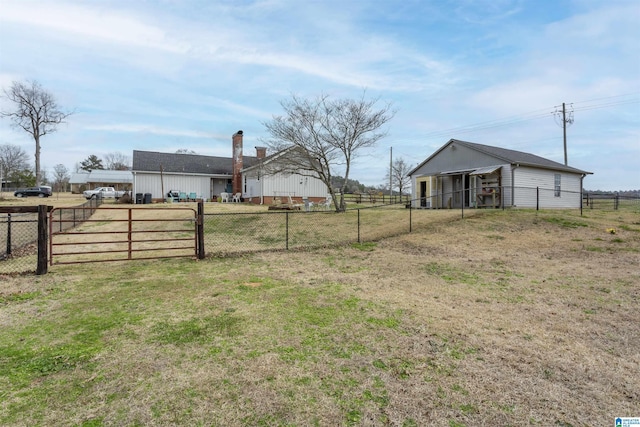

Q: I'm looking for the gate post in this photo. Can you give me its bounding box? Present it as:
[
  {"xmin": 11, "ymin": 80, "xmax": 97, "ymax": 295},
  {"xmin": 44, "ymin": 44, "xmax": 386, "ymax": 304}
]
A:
[
  {"xmin": 197, "ymin": 201, "xmax": 205, "ymax": 259},
  {"xmin": 37, "ymin": 205, "xmax": 48, "ymax": 275}
]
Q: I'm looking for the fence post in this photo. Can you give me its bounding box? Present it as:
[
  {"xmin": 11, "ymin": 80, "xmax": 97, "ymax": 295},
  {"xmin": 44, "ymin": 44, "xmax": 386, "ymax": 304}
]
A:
[
  {"xmin": 36, "ymin": 205, "xmax": 48, "ymax": 275},
  {"xmin": 285, "ymin": 212, "xmax": 289, "ymax": 250},
  {"xmin": 197, "ymin": 201, "xmax": 205, "ymax": 259},
  {"xmin": 128, "ymin": 209, "xmax": 133, "ymax": 260},
  {"xmin": 5, "ymin": 213, "xmax": 11, "ymax": 256},
  {"xmin": 536, "ymin": 187, "xmax": 539, "ymax": 211},
  {"xmin": 357, "ymin": 209, "xmax": 361, "ymax": 243},
  {"xmin": 409, "ymin": 201, "xmax": 412, "ymax": 233}
]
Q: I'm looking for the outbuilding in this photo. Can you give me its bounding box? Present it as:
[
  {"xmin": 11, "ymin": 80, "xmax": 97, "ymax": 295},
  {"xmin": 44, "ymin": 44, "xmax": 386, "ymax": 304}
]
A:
[{"xmin": 408, "ymin": 139, "xmax": 592, "ymax": 209}]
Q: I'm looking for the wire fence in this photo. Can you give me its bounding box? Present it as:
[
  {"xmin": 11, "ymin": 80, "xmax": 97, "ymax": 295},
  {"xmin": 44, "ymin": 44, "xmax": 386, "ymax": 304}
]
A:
[
  {"xmin": 0, "ymin": 212, "xmax": 39, "ymax": 268},
  {"xmin": 0, "ymin": 198, "xmax": 103, "ymax": 275},
  {"xmin": 1, "ymin": 186, "xmax": 638, "ymax": 274},
  {"xmin": 583, "ymin": 193, "xmax": 640, "ymax": 211},
  {"xmin": 202, "ymin": 204, "xmax": 469, "ymax": 256},
  {"xmin": 416, "ymin": 186, "xmax": 639, "ymax": 213},
  {"xmin": 202, "ymin": 187, "xmax": 638, "ymax": 256}
]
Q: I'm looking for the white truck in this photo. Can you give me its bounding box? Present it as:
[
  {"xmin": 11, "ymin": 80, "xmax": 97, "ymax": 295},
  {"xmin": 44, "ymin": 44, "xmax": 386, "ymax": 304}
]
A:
[{"xmin": 83, "ymin": 187, "xmax": 126, "ymax": 200}]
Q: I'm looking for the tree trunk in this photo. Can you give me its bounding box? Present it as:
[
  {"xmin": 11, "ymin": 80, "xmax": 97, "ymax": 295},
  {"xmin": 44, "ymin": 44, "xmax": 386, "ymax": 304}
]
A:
[{"xmin": 35, "ymin": 133, "xmax": 41, "ymax": 186}]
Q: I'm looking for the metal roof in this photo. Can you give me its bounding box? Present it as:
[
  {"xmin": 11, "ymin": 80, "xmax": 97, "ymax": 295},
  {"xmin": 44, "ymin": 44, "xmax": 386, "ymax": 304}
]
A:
[
  {"xmin": 437, "ymin": 168, "xmax": 475, "ymax": 176},
  {"xmin": 69, "ymin": 170, "xmax": 132, "ymax": 184},
  {"xmin": 470, "ymin": 165, "xmax": 502, "ymax": 176}
]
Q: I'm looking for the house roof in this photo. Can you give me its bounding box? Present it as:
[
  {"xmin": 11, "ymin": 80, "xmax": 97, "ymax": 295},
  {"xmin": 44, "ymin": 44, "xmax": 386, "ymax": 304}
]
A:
[
  {"xmin": 132, "ymin": 150, "xmax": 259, "ymax": 175},
  {"xmin": 69, "ymin": 170, "xmax": 133, "ymax": 184},
  {"xmin": 240, "ymin": 146, "xmax": 299, "ymax": 173},
  {"xmin": 408, "ymin": 139, "xmax": 592, "ymax": 176}
]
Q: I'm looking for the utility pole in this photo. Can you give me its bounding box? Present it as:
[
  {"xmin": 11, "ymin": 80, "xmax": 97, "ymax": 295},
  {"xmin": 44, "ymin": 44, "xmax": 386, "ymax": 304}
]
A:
[
  {"xmin": 554, "ymin": 102, "xmax": 574, "ymax": 166},
  {"xmin": 562, "ymin": 103, "xmax": 568, "ymax": 165},
  {"xmin": 389, "ymin": 146, "xmax": 393, "ymax": 202}
]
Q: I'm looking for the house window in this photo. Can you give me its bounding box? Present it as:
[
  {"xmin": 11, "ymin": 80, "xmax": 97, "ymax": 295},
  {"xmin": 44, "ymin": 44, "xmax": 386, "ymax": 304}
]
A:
[{"xmin": 554, "ymin": 174, "xmax": 561, "ymax": 197}]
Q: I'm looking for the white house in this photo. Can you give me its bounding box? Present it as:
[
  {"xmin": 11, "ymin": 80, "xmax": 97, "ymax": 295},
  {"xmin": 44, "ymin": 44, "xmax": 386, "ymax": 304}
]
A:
[
  {"xmin": 241, "ymin": 146, "xmax": 328, "ymax": 205},
  {"xmin": 131, "ymin": 131, "xmax": 328, "ymax": 204},
  {"xmin": 408, "ymin": 139, "xmax": 592, "ymax": 209}
]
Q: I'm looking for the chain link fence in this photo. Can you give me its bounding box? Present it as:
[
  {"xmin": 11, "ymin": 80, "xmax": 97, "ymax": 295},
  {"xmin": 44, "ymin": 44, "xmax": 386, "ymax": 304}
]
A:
[
  {"xmin": 202, "ymin": 203, "xmax": 469, "ymax": 256},
  {"xmin": 2, "ymin": 186, "xmax": 637, "ymax": 273},
  {"xmin": 0, "ymin": 198, "xmax": 102, "ymax": 275},
  {"xmin": 203, "ymin": 187, "xmax": 638, "ymax": 256},
  {"xmin": 0, "ymin": 212, "xmax": 39, "ymax": 274}
]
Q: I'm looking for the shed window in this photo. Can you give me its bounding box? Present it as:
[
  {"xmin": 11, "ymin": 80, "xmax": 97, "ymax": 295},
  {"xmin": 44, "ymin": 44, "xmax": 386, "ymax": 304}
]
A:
[{"xmin": 554, "ymin": 174, "xmax": 561, "ymax": 197}]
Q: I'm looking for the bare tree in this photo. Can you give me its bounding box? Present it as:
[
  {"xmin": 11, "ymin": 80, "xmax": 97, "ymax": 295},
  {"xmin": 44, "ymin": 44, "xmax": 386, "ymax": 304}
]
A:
[
  {"xmin": 104, "ymin": 151, "xmax": 131, "ymax": 170},
  {"xmin": 384, "ymin": 158, "xmax": 412, "ymax": 197},
  {"xmin": 1, "ymin": 80, "xmax": 73, "ymax": 185},
  {"xmin": 263, "ymin": 92, "xmax": 394, "ymax": 211},
  {"xmin": 52, "ymin": 164, "xmax": 70, "ymax": 193},
  {"xmin": 0, "ymin": 143, "xmax": 30, "ymax": 188}
]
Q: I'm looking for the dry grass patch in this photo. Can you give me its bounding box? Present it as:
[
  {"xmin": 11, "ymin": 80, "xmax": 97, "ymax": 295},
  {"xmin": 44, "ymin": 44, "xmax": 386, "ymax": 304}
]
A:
[{"xmin": 0, "ymin": 208, "xmax": 638, "ymax": 426}]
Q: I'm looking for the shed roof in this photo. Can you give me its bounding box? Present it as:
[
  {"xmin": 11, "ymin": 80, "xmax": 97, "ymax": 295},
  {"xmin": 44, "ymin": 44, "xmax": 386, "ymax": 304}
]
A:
[
  {"xmin": 132, "ymin": 150, "xmax": 259, "ymax": 175},
  {"xmin": 469, "ymin": 165, "xmax": 502, "ymax": 176},
  {"xmin": 69, "ymin": 170, "xmax": 132, "ymax": 184},
  {"xmin": 409, "ymin": 139, "xmax": 592, "ymax": 176}
]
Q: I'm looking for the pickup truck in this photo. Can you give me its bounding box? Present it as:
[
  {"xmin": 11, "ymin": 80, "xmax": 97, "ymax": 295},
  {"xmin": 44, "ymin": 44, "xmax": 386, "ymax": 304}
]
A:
[{"xmin": 83, "ymin": 187, "xmax": 126, "ymax": 200}]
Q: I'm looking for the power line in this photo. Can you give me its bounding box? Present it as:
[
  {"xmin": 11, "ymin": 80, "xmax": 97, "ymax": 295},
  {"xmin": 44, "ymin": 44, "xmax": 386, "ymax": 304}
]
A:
[
  {"xmin": 413, "ymin": 93, "xmax": 639, "ymax": 143},
  {"xmin": 379, "ymin": 92, "xmax": 639, "ymax": 165},
  {"xmin": 571, "ymin": 92, "xmax": 639, "ymax": 105}
]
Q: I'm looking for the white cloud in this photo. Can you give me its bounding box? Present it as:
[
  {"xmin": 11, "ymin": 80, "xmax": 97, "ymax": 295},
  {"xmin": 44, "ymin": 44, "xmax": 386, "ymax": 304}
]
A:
[
  {"xmin": 1, "ymin": 0, "xmax": 638, "ymax": 191},
  {"xmin": 0, "ymin": 1, "xmax": 190, "ymax": 54},
  {"xmin": 85, "ymin": 124, "xmax": 220, "ymax": 139}
]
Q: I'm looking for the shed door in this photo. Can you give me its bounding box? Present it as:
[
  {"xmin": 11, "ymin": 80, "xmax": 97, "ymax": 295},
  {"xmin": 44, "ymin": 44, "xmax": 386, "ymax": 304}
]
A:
[{"xmin": 420, "ymin": 181, "xmax": 427, "ymax": 207}]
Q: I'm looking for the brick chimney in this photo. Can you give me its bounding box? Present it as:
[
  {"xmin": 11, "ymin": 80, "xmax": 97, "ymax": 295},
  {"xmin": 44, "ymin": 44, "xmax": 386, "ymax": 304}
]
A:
[
  {"xmin": 232, "ymin": 130, "xmax": 243, "ymax": 194},
  {"xmin": 255, "ymin": 146, "xmax": 267, "ymax": 159}
]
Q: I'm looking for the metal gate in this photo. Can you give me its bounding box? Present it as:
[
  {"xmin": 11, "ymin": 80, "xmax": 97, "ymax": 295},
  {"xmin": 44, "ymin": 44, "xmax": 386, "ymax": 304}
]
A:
[{"xmin": 49, "ymin": 206, "xmax": 198, "ymax": 265}]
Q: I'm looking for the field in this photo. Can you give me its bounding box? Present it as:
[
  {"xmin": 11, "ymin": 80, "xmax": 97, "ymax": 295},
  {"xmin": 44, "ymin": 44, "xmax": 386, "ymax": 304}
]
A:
[{"xmin": 1, "ymin": 201, "xmax": 639, "ymax": 426}]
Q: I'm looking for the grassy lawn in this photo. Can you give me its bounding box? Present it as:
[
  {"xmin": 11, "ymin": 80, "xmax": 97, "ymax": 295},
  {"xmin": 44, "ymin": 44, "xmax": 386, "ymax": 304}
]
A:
[{"xmin": 1, "ymin": 207, "xmax": 639, "ymax": 426}]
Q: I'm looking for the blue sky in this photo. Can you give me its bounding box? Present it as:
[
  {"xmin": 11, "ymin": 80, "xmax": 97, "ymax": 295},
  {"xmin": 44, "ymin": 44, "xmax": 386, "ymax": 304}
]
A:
[{"xmin": 0, "ymin": 0, "xmax": 638, "ymax": 191}]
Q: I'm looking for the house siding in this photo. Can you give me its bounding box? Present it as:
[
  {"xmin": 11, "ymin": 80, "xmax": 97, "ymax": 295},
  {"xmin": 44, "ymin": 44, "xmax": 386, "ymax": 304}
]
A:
[
  {"xmin": 266, "ymin": 174, "xmax": 325, "ymax": 198},
  {"xmin": 243, "ymin": 160, "xmax": 328, "ymax": 204},
  {"xmin": 513, "ymin": 167, "xmax": 582, "ymax": 208},
  {"xmin": 133, "ymin": 172, "xmax": 218, "ymax": 201}
]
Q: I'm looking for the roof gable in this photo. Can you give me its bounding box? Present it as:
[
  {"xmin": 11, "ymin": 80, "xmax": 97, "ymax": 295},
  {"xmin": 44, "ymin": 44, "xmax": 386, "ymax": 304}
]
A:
[{"xmin": 409, "ymin": 139, "xmax": 591, "ymax": 176}]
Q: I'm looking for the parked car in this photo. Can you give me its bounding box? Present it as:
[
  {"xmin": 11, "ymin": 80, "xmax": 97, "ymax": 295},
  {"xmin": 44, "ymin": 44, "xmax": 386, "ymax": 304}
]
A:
[{"xmin": 14, "ymin": 186, "xmax": 52, "ymax": 198}]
